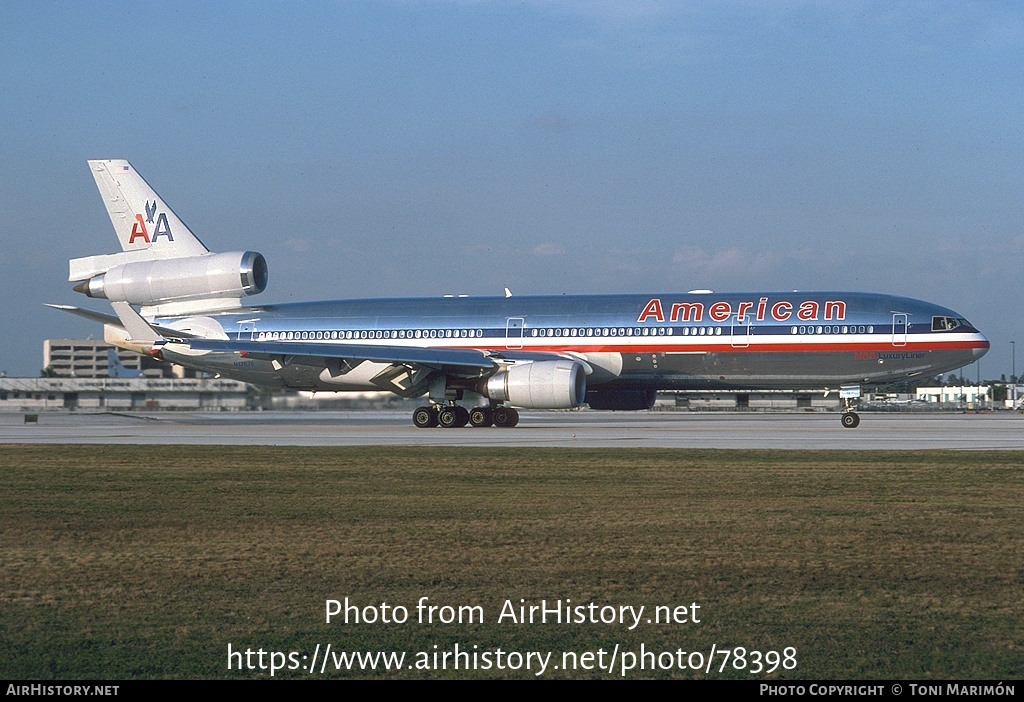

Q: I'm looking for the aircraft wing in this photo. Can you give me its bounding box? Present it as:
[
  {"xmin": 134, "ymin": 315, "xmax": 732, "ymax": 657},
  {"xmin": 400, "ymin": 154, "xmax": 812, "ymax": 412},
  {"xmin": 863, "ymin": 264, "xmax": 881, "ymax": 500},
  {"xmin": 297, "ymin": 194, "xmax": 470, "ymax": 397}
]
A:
[
  {"xmin": 185, "ymin": 338, "xmax": 498, "ymax": 375},
  {"xmin": 51, "ymin": 303, "xmax": 591, "ymax": 377},
  {"xmin": 485, "ymin": 349, "xmax": 586, "ymax": 364}
]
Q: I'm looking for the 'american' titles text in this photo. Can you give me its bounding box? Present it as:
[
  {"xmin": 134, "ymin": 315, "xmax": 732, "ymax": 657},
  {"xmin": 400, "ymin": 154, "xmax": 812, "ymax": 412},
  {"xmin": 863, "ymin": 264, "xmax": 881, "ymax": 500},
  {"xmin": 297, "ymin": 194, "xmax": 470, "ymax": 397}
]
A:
[{"xmin": 637, "ymin": 297, "xmax": 847, "ymax": 324}]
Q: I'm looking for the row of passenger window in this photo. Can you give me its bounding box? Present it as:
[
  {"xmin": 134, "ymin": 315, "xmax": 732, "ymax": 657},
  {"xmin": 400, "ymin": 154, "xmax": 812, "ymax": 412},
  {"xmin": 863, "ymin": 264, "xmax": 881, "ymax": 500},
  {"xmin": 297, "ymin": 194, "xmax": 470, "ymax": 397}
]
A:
[
  {"xmin": 254, "ymin": 324, "xmax": 878, "ymax": 342},
  {"xmin": 257, "ymin": 329, "xmax": 486, "ymax": 341},
  {"xmin": 791, "ymin": 325, "xmax": 874, "ymax": 335},
  {"xmin": 256, "ymin": 327, "xmax": 709, "ymax": 341},
  {"xmin": 532, "ymin": 327, "xmax": 681, "ymax": 337}
]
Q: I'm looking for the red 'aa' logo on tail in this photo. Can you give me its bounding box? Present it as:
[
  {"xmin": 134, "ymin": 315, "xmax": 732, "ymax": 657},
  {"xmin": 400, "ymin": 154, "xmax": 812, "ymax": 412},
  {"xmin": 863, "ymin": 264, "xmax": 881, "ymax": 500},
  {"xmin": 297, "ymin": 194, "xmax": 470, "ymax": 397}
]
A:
[{"xmin": 128, "ymin": 201, "xmax": 174, "ymax": 244}]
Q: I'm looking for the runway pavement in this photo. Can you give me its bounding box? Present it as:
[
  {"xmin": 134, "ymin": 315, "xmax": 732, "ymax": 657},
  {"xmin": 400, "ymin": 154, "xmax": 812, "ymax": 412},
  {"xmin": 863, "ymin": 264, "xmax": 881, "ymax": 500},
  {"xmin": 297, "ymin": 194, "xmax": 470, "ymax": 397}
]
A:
[{"xmin": 1, "ymin": 410, "xmax": 1022, "ymax": 449}]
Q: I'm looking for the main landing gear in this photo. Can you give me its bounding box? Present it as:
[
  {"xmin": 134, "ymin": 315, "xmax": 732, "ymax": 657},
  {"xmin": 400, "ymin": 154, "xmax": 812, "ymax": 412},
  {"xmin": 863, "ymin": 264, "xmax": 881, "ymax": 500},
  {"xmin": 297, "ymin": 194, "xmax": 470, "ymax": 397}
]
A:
[{"xmin": 413, "ymin": 404, "xmax": 519, "ymax": 428}]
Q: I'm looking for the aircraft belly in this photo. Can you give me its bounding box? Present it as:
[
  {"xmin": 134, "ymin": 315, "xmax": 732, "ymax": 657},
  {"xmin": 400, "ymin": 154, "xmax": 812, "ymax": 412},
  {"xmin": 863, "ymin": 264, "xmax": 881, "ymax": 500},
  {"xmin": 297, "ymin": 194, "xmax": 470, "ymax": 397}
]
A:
[
  {"xmin": 163, "ymin": 344, "xmax": 977, "ymax": 395},
  {"xmin": 612, "ymin": 349, "xmax": 957, "ymax": 390}
]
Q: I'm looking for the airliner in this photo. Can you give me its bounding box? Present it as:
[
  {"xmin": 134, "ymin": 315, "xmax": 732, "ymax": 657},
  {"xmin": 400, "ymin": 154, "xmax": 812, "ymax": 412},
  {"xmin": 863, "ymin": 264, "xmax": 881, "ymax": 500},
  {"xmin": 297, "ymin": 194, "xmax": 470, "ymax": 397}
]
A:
[{"xmin": 51, "ymin": 160, "xmax": 990, "ymax": 429}]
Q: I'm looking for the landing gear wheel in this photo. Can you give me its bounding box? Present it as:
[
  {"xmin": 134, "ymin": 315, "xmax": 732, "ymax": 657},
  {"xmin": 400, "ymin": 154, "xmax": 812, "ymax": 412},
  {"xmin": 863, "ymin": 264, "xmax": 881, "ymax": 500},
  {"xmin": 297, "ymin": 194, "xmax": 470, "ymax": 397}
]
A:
[
  {"xmin": 413, "ymin": 406, "xmax": 439, "ymax": 428},
  {"xmin": 453, "ymin": 406, "xmax": 470, "ymax": 428},
  {"xmin": 492, "ymin": 406, "xmax": 520, "ymax": 428},
  {"xmin": 841, "ymin": 412, "xmax": 860, "ymax": 429},
  {"xmin": 438, "ymin": 406, "xmax": 460, "ymax": 428},
  {"xmin": 469, "ymin": 407, "xmax": 493, "ymax": 428}
]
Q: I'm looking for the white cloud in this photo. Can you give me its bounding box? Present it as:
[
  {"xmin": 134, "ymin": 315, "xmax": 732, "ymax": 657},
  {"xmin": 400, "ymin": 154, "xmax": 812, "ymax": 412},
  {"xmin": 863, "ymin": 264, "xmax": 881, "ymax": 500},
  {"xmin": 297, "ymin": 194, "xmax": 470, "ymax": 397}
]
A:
[
  {"xmin": 671, "ymin": 245, "xmax": 781, "ymax": 276},
  {"xmin": 533, "ymin": 242, "xmax": 567, "ymax": 256}
]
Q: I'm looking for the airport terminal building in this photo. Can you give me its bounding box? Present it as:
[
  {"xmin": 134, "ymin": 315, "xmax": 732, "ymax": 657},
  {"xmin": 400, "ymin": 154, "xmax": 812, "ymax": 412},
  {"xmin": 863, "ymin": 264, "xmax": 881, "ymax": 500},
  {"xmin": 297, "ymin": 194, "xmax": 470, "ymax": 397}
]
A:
[
  {"xmin": 0, "ymin": 377, "xmax": 249, "ymax": 412},
  {"xmin": 42, "ymin": 339, "xmax": 188, "ymax": 378}
]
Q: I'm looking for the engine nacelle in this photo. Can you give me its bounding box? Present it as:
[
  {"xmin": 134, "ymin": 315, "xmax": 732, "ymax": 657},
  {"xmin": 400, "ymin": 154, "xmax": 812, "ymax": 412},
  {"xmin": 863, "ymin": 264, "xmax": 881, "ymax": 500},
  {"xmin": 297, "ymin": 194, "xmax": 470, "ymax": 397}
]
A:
[
  {"xmin": 75, "ymin": 251, "xmax": 267, "ymax": 305},
  {"xmin": 585, "ymin": 388, "xmax": 657, "ymax": 411},
  {"xmin": 484, "ymin": 360, "xmax": 587, "ymax": 409}
]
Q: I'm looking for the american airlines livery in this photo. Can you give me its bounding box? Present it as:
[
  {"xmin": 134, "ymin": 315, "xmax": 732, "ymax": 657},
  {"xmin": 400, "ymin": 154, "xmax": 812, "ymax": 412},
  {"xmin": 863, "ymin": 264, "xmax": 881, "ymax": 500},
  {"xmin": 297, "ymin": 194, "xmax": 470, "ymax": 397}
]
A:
[{"xmin": 51, "ymin": 160, "xmax": 989, "ymax": 429}]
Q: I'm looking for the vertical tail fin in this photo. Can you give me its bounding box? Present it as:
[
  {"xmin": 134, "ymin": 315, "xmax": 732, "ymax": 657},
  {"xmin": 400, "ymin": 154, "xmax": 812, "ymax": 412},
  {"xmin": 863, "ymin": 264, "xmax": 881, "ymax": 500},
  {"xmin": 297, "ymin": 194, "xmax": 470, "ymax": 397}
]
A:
[{"xmin": 88, "ymin": 160, "xmax": 209, "ymax": 257}]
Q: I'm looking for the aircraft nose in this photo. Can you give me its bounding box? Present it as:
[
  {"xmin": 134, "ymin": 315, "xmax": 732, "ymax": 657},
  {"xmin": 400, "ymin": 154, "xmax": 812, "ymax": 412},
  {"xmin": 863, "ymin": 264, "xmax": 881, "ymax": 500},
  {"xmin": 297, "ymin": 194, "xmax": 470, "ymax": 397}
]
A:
[{"xmin": 972, "ymin": 332, "xmax": 990, "ymax": 360}]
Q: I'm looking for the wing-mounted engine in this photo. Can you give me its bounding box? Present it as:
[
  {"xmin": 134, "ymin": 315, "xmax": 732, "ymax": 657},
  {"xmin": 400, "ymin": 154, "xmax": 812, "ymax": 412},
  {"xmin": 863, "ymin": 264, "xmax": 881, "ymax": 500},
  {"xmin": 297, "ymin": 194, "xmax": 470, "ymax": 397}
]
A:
[
  {"xmin": 71, "ymin": 251, "xmax": 267, "ymax": 316},
  {"xmin": 483, "ymin": 359, "xmax": 587, "ymax": 409}
]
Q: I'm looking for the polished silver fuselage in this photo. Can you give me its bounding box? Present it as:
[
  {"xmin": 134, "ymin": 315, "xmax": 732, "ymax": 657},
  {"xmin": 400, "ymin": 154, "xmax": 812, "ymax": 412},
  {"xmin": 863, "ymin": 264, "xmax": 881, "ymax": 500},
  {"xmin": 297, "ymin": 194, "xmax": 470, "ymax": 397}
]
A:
[{"xmin": 156, "ymin": 290, "xmax": 989, "ymax": 393}]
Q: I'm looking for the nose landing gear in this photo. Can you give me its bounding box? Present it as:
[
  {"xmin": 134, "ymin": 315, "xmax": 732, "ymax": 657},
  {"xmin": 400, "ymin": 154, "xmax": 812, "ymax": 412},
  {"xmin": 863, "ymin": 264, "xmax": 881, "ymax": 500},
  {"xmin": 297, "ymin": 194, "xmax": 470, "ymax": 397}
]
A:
[{"xmin": 839, "ymin": 384, "xmax": 862, "ymax": 429}]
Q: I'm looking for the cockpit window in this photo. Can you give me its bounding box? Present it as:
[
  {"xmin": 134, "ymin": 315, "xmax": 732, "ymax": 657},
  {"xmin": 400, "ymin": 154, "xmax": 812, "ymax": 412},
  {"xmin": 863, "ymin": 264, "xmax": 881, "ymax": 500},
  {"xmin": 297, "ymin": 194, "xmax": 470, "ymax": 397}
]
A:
[{"xmin": 932, "ymin": 316, "xmax": 961, "ymax": 331}]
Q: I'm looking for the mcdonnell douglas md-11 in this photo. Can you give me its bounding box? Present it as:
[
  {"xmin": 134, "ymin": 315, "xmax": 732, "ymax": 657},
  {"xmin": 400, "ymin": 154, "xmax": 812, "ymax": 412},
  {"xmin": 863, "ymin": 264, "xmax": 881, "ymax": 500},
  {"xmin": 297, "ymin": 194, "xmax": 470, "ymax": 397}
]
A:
[{"xmin": 50, "ymin": 160, "xmax": 990, "ymax": 429}]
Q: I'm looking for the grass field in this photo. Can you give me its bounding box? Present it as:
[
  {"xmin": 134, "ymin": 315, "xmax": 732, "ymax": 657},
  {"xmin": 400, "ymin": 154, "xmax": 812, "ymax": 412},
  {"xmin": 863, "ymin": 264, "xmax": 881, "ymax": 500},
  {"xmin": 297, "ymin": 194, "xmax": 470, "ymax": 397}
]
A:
[{"xmin": 1, "ymin": 445, "xmax": 1021, "ymax": 679}]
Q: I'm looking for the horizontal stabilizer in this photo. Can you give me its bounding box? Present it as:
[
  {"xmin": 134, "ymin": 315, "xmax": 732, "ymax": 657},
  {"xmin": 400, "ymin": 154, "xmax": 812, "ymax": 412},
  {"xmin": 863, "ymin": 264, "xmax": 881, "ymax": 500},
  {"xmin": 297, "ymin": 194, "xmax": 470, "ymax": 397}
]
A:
[{"xmin": 45, "ymin": 304, "xmax": 197, "ymax": 339}]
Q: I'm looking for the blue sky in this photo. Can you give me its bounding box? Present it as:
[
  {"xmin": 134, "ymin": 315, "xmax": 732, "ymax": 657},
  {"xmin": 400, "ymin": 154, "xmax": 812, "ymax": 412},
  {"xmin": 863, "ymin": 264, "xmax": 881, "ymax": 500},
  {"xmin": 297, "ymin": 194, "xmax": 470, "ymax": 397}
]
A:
[{"xmin": 1, "ymin": 1, "xmax": 1021, "ymax": 379}]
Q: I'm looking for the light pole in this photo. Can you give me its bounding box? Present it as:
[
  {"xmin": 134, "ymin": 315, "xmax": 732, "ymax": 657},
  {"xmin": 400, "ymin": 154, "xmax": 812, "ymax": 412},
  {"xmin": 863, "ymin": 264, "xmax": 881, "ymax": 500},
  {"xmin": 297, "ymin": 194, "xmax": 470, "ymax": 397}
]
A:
[{"xmin": 1012, "ymin": 340, "xmax": 1017, "ymax": 407}]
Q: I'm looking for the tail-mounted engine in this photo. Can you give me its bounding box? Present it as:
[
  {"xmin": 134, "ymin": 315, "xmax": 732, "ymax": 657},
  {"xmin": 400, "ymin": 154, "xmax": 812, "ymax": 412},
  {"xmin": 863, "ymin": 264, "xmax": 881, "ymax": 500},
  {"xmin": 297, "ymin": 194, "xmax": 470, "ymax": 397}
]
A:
[{"xmin": 73, "ymin": 251, "xmax": 267, "ymax": 309}]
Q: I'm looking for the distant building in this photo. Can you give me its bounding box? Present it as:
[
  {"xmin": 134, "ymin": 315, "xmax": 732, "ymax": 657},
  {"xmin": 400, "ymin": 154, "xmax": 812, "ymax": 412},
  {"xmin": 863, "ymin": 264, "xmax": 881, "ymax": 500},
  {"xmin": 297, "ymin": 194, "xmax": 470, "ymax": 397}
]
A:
[
  {"xmin": 43, "ymin": 339, "xmax": 192, "ymax": 378},
  {"xmin": 0, "ymin": 377, "xmax": 249, "ymax": 412},
  {"xmin": 915, "ymin": 386, "xmax": 989, "ymax": 405},
  {"xmin": 657, "ymin": 390, "xmax": 840, "ymax": 411}
]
